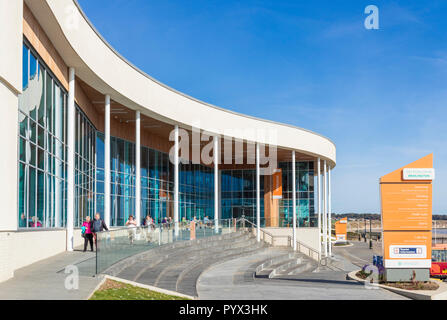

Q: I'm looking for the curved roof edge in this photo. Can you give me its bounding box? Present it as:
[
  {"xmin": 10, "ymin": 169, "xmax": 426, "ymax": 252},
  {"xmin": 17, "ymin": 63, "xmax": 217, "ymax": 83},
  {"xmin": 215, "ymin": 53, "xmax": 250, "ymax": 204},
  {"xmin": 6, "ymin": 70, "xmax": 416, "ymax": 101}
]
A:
[
  {"xmin": 73, "ymin": 0, "xmax": 335, "ymax": 149},
  {"xmin": 34, "ymin": 0, "xmax": 336, "ymax": 166}
]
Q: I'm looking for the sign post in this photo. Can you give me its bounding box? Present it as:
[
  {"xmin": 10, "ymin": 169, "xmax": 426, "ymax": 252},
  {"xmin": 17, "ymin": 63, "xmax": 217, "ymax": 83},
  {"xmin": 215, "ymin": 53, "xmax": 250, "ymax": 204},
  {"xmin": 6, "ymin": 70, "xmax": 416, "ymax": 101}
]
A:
[{"xmin": 380, "ymin": 154, "xmax": 434, "ymax": 282}]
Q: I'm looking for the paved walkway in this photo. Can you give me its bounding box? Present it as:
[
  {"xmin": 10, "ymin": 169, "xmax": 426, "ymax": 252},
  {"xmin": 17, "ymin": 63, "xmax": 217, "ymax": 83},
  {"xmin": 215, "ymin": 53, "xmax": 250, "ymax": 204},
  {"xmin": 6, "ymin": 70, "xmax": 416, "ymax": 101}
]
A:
[
  {"xmin": 197, "ymin": 246, "xmax": 407, "ymax": 300},
  {"xmin": 0, "ymin": 249, "xmax": 102, "ymax": 300},
  {"xmin": 332, "ymin": 240, "xmax": 381, "ymax": 268}
]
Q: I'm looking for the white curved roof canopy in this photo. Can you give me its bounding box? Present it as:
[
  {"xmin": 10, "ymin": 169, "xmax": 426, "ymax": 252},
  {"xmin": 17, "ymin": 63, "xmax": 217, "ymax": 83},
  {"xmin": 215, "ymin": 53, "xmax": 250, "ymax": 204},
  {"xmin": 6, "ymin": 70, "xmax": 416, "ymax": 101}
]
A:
[{"xmin": 27, "ymin": 0, "xmax": 336, "ymax": 167}]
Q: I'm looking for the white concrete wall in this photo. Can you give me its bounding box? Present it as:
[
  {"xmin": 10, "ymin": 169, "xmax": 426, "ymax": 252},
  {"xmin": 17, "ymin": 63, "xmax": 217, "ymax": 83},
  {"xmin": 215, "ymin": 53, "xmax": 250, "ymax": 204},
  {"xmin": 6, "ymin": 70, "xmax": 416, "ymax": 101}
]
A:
[
  {"xmin": 73, "ymin": 228, "xmax": 84, "ymax": 248},
  {"xmin": 0, "ymin": 0, "xmax": 23, "ymax": 91},
  {"xmin": 0, "ymin": 84, "xmax": 19, "ymax": 232},
  {"xmin": 0, "ymin": 232, "xmax": 15, "ymax": 282},
  {"xmin": 0, "ymin": 228, "xmax": 99, "ymax": 283},
  {"xmin": 11, "ymin": 230, "xmax": 67, "ymax": 270},
  {"xmin": 0, "ymin": 0, "xmax": 22, "ymax": 232},
  {"xmin": 0, "ymin": 230, "xmax": 69, "ymax": 282}
]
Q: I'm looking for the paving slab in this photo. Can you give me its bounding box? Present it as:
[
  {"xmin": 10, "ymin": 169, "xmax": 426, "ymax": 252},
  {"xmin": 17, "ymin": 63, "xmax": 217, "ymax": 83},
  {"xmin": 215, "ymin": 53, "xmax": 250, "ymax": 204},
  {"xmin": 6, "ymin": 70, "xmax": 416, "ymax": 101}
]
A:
[
  {"xmin": 0, "ymin": 249, "xmax": 102, "ymax": 300},
  {"xmin": 197, "ymin": 249, "xmax": 408, "ymax": 300}
]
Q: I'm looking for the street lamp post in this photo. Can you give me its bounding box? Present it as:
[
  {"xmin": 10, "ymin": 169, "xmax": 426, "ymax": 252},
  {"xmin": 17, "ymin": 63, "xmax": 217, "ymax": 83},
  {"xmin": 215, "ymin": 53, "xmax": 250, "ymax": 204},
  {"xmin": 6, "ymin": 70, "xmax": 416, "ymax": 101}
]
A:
[
  {"xmin": 369, "ymin": 218, "xmax": 372, "ymax": 249},
  {"xmin": 358, "ymin": 219, "xmax": 361, "ymax": 241},
  {"xmin": 364, "ymin": 216, "xmax": 367, "ymax": 242}
]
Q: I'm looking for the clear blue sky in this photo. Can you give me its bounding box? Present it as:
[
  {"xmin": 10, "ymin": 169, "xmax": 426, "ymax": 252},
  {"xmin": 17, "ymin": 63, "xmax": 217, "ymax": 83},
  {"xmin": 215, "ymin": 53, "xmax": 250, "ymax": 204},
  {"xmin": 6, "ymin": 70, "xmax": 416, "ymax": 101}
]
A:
[{"xmin": 78, "ymin": 0, "xmax": 447, "ymax": 214}]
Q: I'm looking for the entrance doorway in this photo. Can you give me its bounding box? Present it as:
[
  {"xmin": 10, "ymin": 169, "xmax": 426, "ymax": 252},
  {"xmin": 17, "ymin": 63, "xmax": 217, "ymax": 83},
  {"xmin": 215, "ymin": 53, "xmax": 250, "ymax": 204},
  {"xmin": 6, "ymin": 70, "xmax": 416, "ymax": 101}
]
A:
[{"xmin": 232, "ymin": 206, "xmax": 254, "ymax": 220}]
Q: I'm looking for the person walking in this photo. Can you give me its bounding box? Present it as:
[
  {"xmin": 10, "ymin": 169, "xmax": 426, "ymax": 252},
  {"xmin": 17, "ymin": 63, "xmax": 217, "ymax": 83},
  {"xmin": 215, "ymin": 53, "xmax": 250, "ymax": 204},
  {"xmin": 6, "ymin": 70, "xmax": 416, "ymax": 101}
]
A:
[
  {"xmin": 143, "ymin": 215, "xmax": 154, "ymax": 242},
  {"xmin": 204, "ymin": 216, "xmax": 210, "ymax": 228},
  {"xmin": 92, "ymin": 213, "xmax": 109, "ymax": 250},
  {"xmin": 82, "ymin": 216, "xmax": 94, "ymax": 252}
]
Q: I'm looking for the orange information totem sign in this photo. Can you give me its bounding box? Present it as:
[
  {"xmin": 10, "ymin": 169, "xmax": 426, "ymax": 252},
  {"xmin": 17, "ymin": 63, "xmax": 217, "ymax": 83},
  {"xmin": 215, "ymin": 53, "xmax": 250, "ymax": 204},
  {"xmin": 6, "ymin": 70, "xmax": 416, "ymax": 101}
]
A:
[
  {"xmin": 335, "ymin": 217, "xmax": 348, "ymax": 242},
  {"xmin": 380, "ymin": 154, "xmax": 434, "ymax": 270}
]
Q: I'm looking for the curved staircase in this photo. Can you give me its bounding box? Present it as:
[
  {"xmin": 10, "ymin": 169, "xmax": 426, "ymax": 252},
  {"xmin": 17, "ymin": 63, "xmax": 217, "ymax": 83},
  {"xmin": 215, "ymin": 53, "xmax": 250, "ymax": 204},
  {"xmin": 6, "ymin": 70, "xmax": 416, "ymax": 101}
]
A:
[{"xmin": 105, "ymin": 231, "xmax": 268, "ymax": 297}]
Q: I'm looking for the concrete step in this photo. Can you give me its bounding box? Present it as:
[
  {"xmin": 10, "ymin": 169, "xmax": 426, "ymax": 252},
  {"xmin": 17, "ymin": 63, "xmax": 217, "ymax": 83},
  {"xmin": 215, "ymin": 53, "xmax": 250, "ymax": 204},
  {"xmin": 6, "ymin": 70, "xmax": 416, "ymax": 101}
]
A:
[
  {"xmin": 121, "ymin": 233, "xmax": 260, "ymax": 286},
  {"xmin": 264, "ymin": 258, "xmax": 301, "ymax": 278},
  {"xmin": 107, "ymin": 230, "xmax": 274, "ymax": 298},
  {"xmin": 152, "ymin": 239, "xmax": 264, "ymax": 291},
  {"xmin": 176, "ymin": 243, "xmax": 269, "ymax": 296},
  {"xmin": 113, "ymin": 231, "xmax": 249, "ymax": 277},
  {"xmin": 254, "ymin": 252, "xmax": 298, "ymax": 278},
  {"xmin": 253, "ymin": 251, "xmax": 319, "ymax": 279},
  {"xmin": 136, "ymin": 234, "xmax": 256, "ymax": 274},
  {"xmin": 283, "ymin": 260, "xmax": 315, "ymax": 275}
]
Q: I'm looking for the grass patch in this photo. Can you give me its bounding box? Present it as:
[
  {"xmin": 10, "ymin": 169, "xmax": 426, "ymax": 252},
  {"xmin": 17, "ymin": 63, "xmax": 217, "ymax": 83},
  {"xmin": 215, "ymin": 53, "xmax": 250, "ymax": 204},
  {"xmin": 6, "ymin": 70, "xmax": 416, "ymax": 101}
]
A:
[{"xmin": 89, "ymin": 279, "xmax": 191, "ymax": 300}]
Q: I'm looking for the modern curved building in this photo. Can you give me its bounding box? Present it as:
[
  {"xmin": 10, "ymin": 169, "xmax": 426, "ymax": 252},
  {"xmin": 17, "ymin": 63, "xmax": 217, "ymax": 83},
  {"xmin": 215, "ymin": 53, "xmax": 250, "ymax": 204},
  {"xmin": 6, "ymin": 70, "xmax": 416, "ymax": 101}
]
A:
[{"xmin": 0, "ymin": 0, "xmax": 335, "ymax": 282}]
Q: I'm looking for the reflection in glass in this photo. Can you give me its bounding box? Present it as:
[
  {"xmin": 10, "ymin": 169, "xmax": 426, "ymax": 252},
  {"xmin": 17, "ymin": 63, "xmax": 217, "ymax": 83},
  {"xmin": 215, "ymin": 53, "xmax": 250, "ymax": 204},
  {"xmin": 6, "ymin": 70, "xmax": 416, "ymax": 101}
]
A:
[{"xmin": 18, "ymin": 42, "xmax": 67, "ymax": 228}]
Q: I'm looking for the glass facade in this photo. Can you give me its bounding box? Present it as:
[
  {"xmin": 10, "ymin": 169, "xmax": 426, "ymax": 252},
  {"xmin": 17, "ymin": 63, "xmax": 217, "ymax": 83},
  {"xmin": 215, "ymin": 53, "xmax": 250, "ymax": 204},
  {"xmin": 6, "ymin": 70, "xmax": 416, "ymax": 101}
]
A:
[
  {"xmin": 74, "ymin": 106, "xmax": 96, "ymax": 227},
  {"xmin": 17, "ymin": 41, "xmax": 318, "ymax": 230},
  {"xmin": 18, "ymin": 41, "xmax": 67, "ymax": 228},
  {"xmin": 221, "ymin": 170, "xmax": 264, "ymax": 221},
  {"xmin": 179, "ymin": 163, "xmax": 214, "ymax": 222},
  {"xmin": 96, "ymin": 134, "xmax": 137, "ymax": 226},
  {"xmin": 278, "ymin": 161, "xmax": 315, "ymax": 227},
  {"xmin": 95, "ymin": 134, "xmax": 214, "ymax": 226}
]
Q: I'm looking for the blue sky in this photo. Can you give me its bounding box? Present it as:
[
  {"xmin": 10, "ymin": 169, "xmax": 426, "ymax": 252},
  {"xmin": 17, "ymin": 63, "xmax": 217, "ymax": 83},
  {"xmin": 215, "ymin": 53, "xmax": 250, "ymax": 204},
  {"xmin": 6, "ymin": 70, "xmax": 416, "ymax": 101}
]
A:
[{"xmin": 78, "ymin": 0, "xmax": 447, "ymax": 214}]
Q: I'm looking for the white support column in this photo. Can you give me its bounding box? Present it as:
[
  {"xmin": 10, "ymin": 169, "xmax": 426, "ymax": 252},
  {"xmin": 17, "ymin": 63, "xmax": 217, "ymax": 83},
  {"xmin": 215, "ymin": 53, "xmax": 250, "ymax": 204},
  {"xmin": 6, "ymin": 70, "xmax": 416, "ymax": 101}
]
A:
[
  {"xmin": 104, "ymin": 95, "xmax": 111, "ymax": 227},
  {"xmin": 323, "ymin": 160, "xmax": 328, "ymax": 258},
  {"xmin": 328, "ymin": 166, "xmax": 332, "ymax": 257},
  {"xmin": 135, "ymin": 111, "xmax": 141, "ymax": 226},
  {"xmin": 218, "ymin": 170, "xmax": 222, "ymax": 222},
  {"xmin": 317, "ymin": 158, "xmax": 321, "ymax": 257},
  {"xmin": 214, "ymin": 136, "xmax": 219, "ymax": 233},
  {"xmin": 66, "ymin": 67, "xmax": 75, "ymax": 251},
  {"xmin": 292, "ymin": 151, "xmax": 297, "ymax": 251},
  {"xmin": 256, "ymin": 143, "xmax": 261, "ymax": 242},
  {"xmin": 174, "ymin": 125, "xmax": 179, "ymax": 237}
]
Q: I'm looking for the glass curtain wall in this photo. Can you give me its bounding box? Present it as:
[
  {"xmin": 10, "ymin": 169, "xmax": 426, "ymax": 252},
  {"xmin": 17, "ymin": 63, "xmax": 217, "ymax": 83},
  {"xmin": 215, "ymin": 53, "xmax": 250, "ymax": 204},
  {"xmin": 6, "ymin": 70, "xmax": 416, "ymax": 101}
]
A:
[
  {"xmin": 278, "ymin": 161, "xmax": 315, "ymax": 227},
  {"xmin": 96, "ymin": 133, "xmax": 214, "ymax": 226},
  {"xmin": 74, "ymin": 106, "xmax": 96, "ymax": 227},
  {"xmin": 19, "ymin": 42, "xmax": 315, "ymax": 231},
  {"xmin": 96, "ymin": 133, "xmax": 138, "ymax": 226},
  {"xmin": 221, "ymin": 170, "xmax": 264, "ymax": 222},
  {"xmin": 18, "ymin": 41, "xmax": 67, "ymax": 228},
  {"xmin": 179, "ymin": 163, "xmax": 214, "ymax": 222}
]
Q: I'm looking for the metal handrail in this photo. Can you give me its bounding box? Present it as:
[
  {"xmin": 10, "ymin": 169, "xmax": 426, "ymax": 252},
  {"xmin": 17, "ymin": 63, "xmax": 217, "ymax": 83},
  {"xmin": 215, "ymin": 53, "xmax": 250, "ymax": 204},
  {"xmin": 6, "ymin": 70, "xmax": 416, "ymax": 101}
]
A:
[
  {"xmin": 96, "ymin": 218, "xmax": 234, "ymax": 234},
  {"xmin": 288, "ymin": 236, "xmax": 321, "ymax": 262},
  {"xmin": 235, "ymin": 218, "xmax": 321, "ymax": 262},
  {"xmin": 237, "ymin": 218, "xmax": 290, "ymax": 246}
]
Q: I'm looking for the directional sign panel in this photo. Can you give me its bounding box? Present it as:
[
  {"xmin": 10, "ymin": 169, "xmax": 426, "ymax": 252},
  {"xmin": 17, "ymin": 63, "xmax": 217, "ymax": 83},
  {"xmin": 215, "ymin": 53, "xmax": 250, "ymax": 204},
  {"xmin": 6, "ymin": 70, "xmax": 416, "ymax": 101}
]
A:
[{"xmin": 381, "ymin": 183, "xmax": 432, "ymax": 231}]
